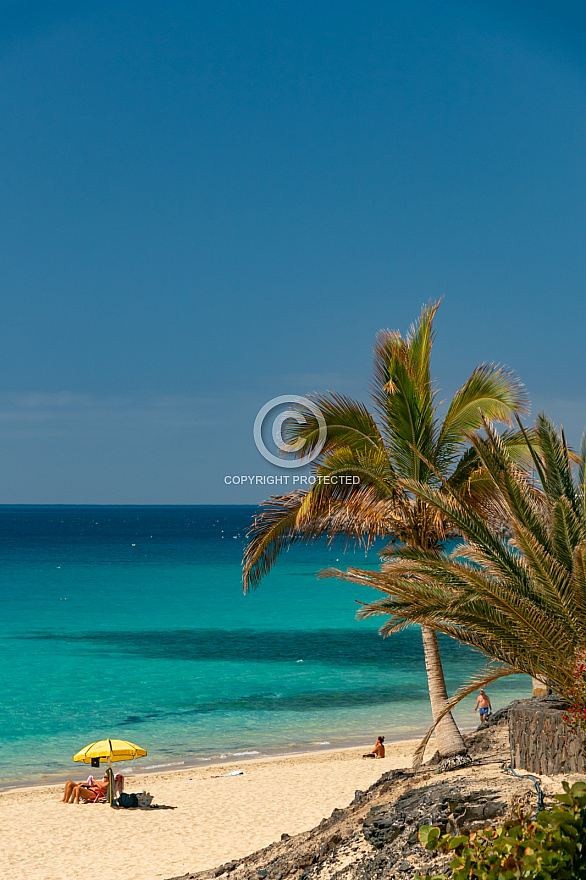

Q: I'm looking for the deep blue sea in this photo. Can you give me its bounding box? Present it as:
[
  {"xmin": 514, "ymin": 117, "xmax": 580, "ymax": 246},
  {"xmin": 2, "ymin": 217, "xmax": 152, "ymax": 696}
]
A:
[{"xmin": 0, "ymin": 506, "xmax": 530, "ymax": 787}]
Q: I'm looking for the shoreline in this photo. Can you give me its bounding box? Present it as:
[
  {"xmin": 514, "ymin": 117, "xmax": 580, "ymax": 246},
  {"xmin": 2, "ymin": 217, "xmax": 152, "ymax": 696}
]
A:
[
  {"xmin": 0, "ymin": 735, "xmax": 424, "ymax": 795},
  {"xmin": 0, "ymin": 720, "xmax": 483, "ymax": 793},
  {"xmin": 1, "ymin": 737, "xmax": 426, "ymax": 880}
]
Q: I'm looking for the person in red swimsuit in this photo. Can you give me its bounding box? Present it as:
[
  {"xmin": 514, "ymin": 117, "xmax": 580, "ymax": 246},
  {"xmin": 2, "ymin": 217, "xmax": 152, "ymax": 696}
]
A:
[{"xmin": 61, "ymin": 774, "xmax": 108, "ymax": 803}]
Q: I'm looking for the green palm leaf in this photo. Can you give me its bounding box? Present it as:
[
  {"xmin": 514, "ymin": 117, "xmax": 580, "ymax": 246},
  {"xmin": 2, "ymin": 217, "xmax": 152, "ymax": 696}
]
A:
[{"xmin": 436, "ymin": 364, "xmax": 528, "ymax": 470}]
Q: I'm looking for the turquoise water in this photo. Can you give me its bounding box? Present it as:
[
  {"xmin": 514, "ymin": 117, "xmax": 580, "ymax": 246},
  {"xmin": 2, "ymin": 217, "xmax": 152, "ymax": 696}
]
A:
[{"xmin": 0, "ymin": 506, "xmax": 530, "ymax": 786}]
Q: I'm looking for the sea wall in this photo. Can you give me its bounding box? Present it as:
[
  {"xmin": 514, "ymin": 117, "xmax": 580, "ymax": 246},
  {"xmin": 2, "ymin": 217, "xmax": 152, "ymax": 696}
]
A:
[{"xmin": 509, "ymin": 697, "xmax": 586, "ymax": 775}]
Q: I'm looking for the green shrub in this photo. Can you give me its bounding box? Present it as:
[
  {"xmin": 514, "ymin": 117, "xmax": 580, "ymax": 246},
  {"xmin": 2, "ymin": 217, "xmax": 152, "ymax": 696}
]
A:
[{"xmin": 414, "ymin": 780, "xmax": 586, "ymax": 880}]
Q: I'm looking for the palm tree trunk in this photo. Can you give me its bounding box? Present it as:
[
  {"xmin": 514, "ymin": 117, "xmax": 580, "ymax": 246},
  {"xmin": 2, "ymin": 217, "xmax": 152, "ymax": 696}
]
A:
[
  {"xmin": 531, "ymin": 676, "xmax": 548, "ymax": 697},
  {"xmin": 420, "ymin": 625, "xmax": 467, "ymax": 757}
]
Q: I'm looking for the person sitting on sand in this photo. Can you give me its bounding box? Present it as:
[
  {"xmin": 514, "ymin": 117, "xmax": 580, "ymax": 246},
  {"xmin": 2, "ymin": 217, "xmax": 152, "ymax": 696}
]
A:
[
  {"xmin": 62, "ymin": 773, "xmax": 109, "ymax": 803},
  {"xmin": 363, "ymin": 736, "xmax": 385, "ymax": 759},
  {"xmin": 62, "ymin": 773, "xmax": 124, "ymax": 803},
  {"xmin": 69, "ymin": 773, "xmax": 125, "ymax": 804},
  {"xmin": 475, "ymin": 688, "xmax": 492, "ymax": 724}
]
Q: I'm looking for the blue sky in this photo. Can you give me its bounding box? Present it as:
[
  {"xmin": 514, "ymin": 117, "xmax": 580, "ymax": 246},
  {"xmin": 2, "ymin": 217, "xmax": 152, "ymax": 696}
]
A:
[{"xmin": 0, "ymin": 1, "xmax": 585, "ymax": 503}]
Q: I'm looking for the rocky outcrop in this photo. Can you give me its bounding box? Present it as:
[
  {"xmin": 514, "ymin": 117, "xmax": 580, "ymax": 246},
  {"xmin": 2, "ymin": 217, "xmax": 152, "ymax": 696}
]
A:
[
  {"xmin": 168, "ymin": 712, "xmax": 543, "ymax": 880},
  {"xmin": 509, "ymin": 696, "xmax": 586, "ymax": 775},
  {"xmin": 362, "ymin": 782, "xmax": 507, "ymax": 850}
]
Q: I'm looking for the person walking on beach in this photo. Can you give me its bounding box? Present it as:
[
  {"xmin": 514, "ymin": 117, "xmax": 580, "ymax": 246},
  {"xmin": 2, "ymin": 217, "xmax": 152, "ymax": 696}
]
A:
[
  {"xmin": 475, "ymin": 689, "xmax": 492, "ymax": 724},
  {"xmin": 363, "ymin": 735, "xmax": 385, "ymax": 758}
]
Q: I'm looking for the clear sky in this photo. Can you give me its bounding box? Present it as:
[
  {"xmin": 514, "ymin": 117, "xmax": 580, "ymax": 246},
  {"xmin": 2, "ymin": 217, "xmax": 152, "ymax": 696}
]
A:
[{"xmin": 1, "ymin": 0, "xmax": 585, "ymax": 503}]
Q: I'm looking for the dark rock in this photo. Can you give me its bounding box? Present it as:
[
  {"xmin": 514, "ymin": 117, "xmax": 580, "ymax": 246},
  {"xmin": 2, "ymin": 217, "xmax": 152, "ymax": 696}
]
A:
[
  {"xmin": 434, "ymin": 754, "xmax": 473, "ymax": 774},
  {"xmin": 280, "ymin": 834, "xmax": 290, "ymax": 841},
  {"xmin": 318, "ymin": 833, "xmax": 342, "ymax": 858},
  {"xmin": 423, "ymin": 750, "xmax": 441, "ymax": 767},
  {"xmin": 362, "ymin": 781, "xmax": 511, "ymax": 851},
  {"xmin": 483, "ymin": 706, "xmax": 509, "ymax": 727},
  {"xmin": 484, "ymin": 800, "xmax": 505, "ymax": 820},
  {"xmin": 509, "ymin": 698, "xmax": 586, "ymax": 775},
  {"xmin": 363, "ymin": 810, "xmax": 405, "ymax": 848},
  {"xmin": 213, "ymin": 862, "xmax": 238, "ymax": 877},
  {"xmin": 296, "ymin": 852, "xmax": 315, "ymax": 869},
  {"xmin": 459, "ymin": 803, "xmax": 485, "ymax": 823}
]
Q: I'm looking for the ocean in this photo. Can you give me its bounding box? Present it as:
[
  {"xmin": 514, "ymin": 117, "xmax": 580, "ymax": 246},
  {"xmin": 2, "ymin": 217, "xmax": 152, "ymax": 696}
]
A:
[{"xmin": 0, "ymin": 505, "xmax": 530, "ymax": 787}]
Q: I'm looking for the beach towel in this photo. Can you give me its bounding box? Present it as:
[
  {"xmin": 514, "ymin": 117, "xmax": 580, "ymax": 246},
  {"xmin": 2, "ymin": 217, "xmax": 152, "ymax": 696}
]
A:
[{"xmin": 202, "ymin": 770, "xmax": 245, "ymax": 779}]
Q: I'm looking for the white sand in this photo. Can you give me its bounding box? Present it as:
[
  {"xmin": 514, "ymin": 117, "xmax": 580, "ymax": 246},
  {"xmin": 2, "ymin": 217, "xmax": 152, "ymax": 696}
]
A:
[{"xmin": 0, "ymin": 741, "xmax": 419, "ymax": 880}]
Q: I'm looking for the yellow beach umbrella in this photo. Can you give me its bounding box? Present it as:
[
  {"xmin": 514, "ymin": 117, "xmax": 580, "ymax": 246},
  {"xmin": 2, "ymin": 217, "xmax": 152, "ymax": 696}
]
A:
[
  {"xmin": 74, "ymin": 739, "xmax": 147, "ymax": 764},
  {"xmin": 73, "ymin": 739, "xmax": 147, "ymax": 806}
]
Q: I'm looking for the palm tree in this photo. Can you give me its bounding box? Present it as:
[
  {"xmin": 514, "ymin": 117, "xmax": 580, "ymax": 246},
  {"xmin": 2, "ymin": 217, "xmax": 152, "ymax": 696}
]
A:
[
  {"xmin": 323, "ymin": 414, "xmax": 586, "ymax": 762},
  {"xmin": 243, "ymin": 301, "xmax": 528, "ymax": 757}
]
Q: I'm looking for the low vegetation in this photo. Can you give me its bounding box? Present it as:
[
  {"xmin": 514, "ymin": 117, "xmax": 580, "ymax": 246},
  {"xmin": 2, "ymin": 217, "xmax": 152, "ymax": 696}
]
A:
[{"xmin": 415, "ymin": 780, "xmax": 586, "ymax": 880}]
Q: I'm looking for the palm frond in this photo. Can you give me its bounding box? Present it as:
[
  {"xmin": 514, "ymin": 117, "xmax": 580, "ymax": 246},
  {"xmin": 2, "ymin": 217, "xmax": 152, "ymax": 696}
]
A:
[
  {"xmin": 370, "ymin": 302, "xmax": 440, "ymax": 484},
  {"xmin": 405, "ymin": 299, "xmax": 441, "ymax": 391},
  {"xmin": 436, "ymin": 364, "xmax": 528, "ymax": 469},
  {"xmin": 280, "ymin": 393, "xmax": 385, "ymax": 462},
  {"xmin": 378, "ymin": 356, "xmax": 437, "ymax": 483},
  {"xmin": 579, "ymin": 428, "xmax": 586, "ymax": 493},
  {"xmin": 326, "ymin": 559, "xmax": 573, "ymax": 663},
  {"xmin": 552, "ymin": 497, "xmax": 583, "ymax": 572},
  {"xmin": 536, "ymin": 413, "xmax": 580, "ymax": 509},
  {"xmin": 243, "ymin": 469, "xmax": 408, "ymax": 592},
  {"xmin": 243, "ymin": 491, "xmax": 315, "ymax": 592}
]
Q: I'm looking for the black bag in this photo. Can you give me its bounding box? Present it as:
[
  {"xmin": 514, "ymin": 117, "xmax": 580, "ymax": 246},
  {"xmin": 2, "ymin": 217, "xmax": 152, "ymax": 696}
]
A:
[{"xmin": 117, "ymin": 792, "xmax": 139, "ymax": 808}]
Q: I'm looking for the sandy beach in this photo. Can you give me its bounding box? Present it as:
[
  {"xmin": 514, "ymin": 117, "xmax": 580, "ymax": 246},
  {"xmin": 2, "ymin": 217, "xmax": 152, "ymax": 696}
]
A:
[{"xmin": 0, "ymin": 740, "xmax": 420, "ymax": 880}]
